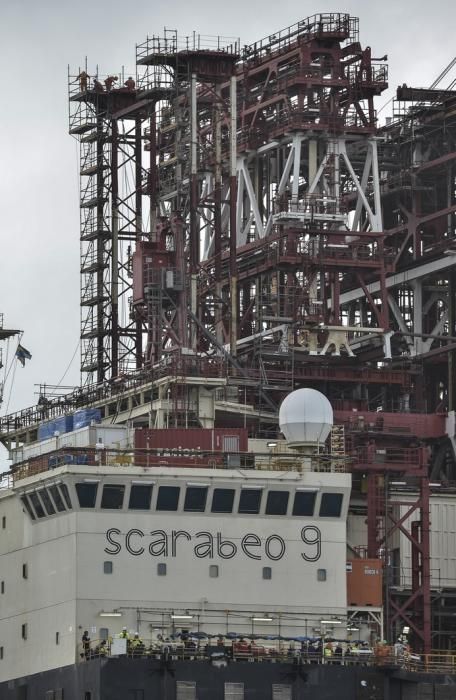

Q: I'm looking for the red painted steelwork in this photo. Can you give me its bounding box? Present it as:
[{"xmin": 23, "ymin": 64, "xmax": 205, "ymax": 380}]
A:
[
  {"xmin": 335, "ymin": 411, "xmax": 447, "ymax": 440},
  {"xmin": 135, "ymin": 428, "xmax": 248, "ymax": 452}
]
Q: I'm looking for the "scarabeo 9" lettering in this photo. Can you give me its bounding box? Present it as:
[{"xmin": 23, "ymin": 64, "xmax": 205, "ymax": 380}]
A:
[{"xmin": 104, "ymin": 526, "xmax": 321, "ymax": 562}]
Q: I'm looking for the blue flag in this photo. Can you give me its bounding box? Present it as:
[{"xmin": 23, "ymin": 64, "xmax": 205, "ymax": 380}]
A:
[{"xmin": 16, "ymin": 344, "xmax": 32, "ymax": 367}]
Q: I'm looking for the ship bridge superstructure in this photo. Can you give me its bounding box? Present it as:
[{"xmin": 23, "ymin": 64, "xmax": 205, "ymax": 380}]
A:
[{"xmin": 0, "ymin": 452, "xmax": 351, "ymax": 681}]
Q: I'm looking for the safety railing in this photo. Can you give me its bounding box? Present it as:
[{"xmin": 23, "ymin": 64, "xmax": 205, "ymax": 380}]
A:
[
  {"xmin": 80, "ymin": 179, "xmax": 110, "ymax": 209},
  {"xmin": 80, "ymin": 209, "xmax": 111, "ymax": 241},
  {"xmin": 69, "ymin": 71, "xmax": 137, "ymax": 98},
  {"xmin": 137, "ymin": 31, "xmax": 240, "ymax": 63},
  {"xmin": 264, "ymin": 235, "xmax": 392, "ymax": 268},
  {"xmin": 75, "ymin": 637, "xmax": 456, "ymax": 674},
  {"xmin": 143, "ymin": 266, "xmax": 184, "ymax": 290},
  {"xmin": 9, "ymin": 448, "xmax": 251, "ymax": 483},
  {"xmin": 273, "ymin": 195, "xmax": 347, "ymax": 218},
  {"xmin": 241, "ymin": 14, "xmax": 353, "ymax": 65},
  {"xmin": 0, "ymin": 357, "xmax": 229, "ymax": 436},
  {"xmin": 353, "ymin": 446, "xmax": 426, "ymax": 469},
  {"xmin": 8, "ymin": 443, "xmax": 351, "ymax": 483},
  {"xmin": 80, "ymin": 282, "xmax": 108, "ymax": 306},
  {"xmin": 80, "ymin": 251, "xmax": 109, "ymax": 275},
  {"xmin": 255, "ymin": 103, "xmax": 376, "ymax": 135},
  {"xmin": 80, "ymin": 147, "xmax": 110, "ymax": 177},
  {"xmin": 344, "ymin": 106, "xmax": 379, "ymax": 129},
  {"xmin": 344, "ymin": 63, "xmax": 388, "ymax": 87},
  {"xmin": 334, "ymin": 410, "xmax": 445, "ymax": 438},
  {"xmin": 136, "ymin": 65, "xmax": 176, "ymax": 93},
  {"xmin": 242, "ymin": 63, "xmax": 353, "ymax": 112},
  {"xmin": 274, "ymin": 63, "xmax": 347, "ymax": 93},
  {"xmin": 0, "ymin": 472, "xmax": 14, "ymax": 491}
]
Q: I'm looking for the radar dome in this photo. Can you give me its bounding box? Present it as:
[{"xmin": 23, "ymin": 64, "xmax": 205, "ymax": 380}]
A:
[{"xmin": 279, "ymin": 388, "xmax": 333, "ymax": 447}]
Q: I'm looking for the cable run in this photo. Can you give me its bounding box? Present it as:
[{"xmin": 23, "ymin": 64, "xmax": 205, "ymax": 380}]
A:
[{"xmin": 54, "ymin": 339, "xmax": 81, "ymax": 388}]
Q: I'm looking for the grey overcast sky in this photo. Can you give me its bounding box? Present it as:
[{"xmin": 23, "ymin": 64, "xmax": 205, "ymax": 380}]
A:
[{"xmin": 0, "ymin": 0, "xmax": 455, "ymax": 466}]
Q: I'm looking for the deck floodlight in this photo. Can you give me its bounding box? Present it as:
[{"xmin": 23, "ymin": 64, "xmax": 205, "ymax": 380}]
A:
[
  {"xmin": 99, "ymin": 611, "xmax": 122, "ymax": 617},
  {"xmin": 320, "ymin": 620, "xmax": 342, "ymax": 625}
]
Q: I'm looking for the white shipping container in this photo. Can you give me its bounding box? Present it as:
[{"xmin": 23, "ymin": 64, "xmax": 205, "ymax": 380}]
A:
[
  {"xmin": 11, "ymin": 437, "xmax": 58, "ymax": 464},
  {"xmin": 90, "ymin": 426, "xmax": 130, "ymax": 449},
  {"xmin": 51, "ymin": 425, "xmax": 129, "ymax": 450},
  {"xmin": 397, "ymin": 496, "xmax": 456, "ymax": 589},
  {"xmin": 11, "ymin": 426, "xmax": 130, "ymax": 464}
]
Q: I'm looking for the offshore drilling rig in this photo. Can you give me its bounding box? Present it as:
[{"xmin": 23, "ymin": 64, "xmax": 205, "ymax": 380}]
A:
[{"xmin": 2, "ymin": 13, "xmax": 456, "ymax": 654}]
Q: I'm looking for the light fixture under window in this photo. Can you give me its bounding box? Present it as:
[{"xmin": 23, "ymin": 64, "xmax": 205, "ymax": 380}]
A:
[
  {"xmin": 171, "ymin": 614, "xmax": 193, "ymax": 620},
  {"xmin": 99, "ymin": 611, "xmax": 122, "ymax": 617},
  {"xmin": 347, "ymin": 627, "xmax": 359, "ymax": 632},
  {"xmin": 267, "ymin": 442, "xmax": 277, "ymax": 448},
  {"xmin": 320, "ymin": 619, "xmax": 342, "ymax": 625},
  {"xmin": 252, "ymin": 616, "xmax": 273, "ymax": 622}
]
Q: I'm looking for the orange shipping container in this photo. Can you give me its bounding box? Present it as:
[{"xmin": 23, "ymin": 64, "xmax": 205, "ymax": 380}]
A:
[{"xmin": 346, "ymin": 558, "xmax": 383, "ymax": 607}]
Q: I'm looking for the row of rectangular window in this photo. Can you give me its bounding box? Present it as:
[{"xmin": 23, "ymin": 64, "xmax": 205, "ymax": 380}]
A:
[
  {"xmin": 21, "ymin": 483, "xmax": 72, "ymax": 520},
  {"xmin": 103, "ymin": 561, "xmax": 277, "ymax": 579},
  {"xmin": 76, "ymin": 484, "xmax": 343, "ymax": 517},
  {"xmin": 20, "ymin": 482, "xmax": 343, "ymax": 520},
  {"xmin": 137, "ymin": 563, "xmax": 325, "ymax": 581},
  {"xmin": 3, "ymin": 564, "xmax": 327, "ymax": 585}
]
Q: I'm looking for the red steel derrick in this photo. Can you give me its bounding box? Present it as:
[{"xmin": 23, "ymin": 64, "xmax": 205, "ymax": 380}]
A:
[
  {"xmin": 198, "ymin": 15, "xmax": 393, "ymax": 405},
  {"xmin": 129, "ymin": 17, "xmax": 436, "ymax": 650}
]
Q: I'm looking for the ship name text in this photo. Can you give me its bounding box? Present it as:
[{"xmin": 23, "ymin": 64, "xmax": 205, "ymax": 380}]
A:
[{"xmin": 104, "ymin": 526, "xmax": 321, "ymax": 562}]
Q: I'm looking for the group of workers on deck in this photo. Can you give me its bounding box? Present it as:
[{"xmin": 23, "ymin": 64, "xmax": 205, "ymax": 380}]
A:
[
  {"xmin": 82, "ymin": 628, "xmax": 145, "ymax": 659},
  {"xmin": 77, "ymin": 72, "xmax": 136, "ymax": 93},
  {"xmin": 81, "ymin": 629, "xmax": 417, "ymax": 666}
]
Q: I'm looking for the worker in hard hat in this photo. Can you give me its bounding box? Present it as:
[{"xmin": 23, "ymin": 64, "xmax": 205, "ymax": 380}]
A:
[
  {"xmin": 124, "ymin": 76, "xmax": 136, "ymax": 91},
  {"xmin": 130, "ymin": 632, "xmax": 145, "ymax": 657},
  {"xmin": 77, "ymin": 71, "xmax": 90, "ymax": 91},
  {"xmin": 105, "ymin": 75, "xmax": 118, "ymax": 91},
  {"xmin": 81, "ymin": 630, "xmax": 91, "ymax": 660},
  {"xmin": 95, "ymin": 639, "xmax": 108, "ymax": 657},
  {"xmin": 117, "ymin": 626, "xmax": 131, "ymax": 653},
  {"xmin": 323, "ymin": 641, "xmax": 333, "ymax": 663}
]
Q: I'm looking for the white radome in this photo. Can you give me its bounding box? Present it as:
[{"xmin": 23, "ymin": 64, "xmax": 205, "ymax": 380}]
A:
[{"xmin": 279, "ymin": 388, "xmax": 333, "ymax": 447}]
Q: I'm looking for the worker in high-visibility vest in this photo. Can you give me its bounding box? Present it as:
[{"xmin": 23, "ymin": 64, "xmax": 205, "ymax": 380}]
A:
[
  {"xmin": 324, "ymin": 642, "xmax": 333, "ymax": 661},
  {"xmin": 130, "ymin": 632, "xmax": 145, "ymax": 657}
]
